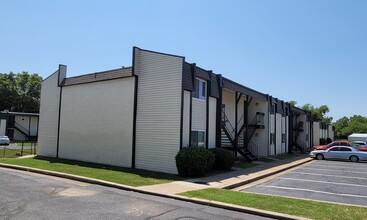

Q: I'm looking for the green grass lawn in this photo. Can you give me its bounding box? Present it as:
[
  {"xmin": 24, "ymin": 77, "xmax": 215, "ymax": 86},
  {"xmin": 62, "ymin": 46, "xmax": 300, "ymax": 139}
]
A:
[
  {"xmin": 257, "ymin": 157, "xmax": 276, "ymax": 163},
  {"xmin": 0, "ymin": 157, "xmax": 184, "ymax": 187},
  {"xmin": 1, "ymin": 148, "xmax": 34, "ymax": 158},
  {"xmin": 233, "ymin": 161, "xmax": 257, "ymax": 169},
  {"xmin": 180, "ymin": 188, "xmax": 367, "ymax": 220},
  {"xmin": 273, "ymin": 153, "xmax": 297, "ymax": 160},
  {"xmin": 15, "ymin": 142, "xmax": 36, "ymax": 146}
]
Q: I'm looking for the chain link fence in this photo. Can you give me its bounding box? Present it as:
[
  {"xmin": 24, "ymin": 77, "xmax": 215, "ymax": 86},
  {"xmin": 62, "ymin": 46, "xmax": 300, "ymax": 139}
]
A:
[{"xmin": 0, "ymin": 142, "xmax": 37, "ymax": 158}]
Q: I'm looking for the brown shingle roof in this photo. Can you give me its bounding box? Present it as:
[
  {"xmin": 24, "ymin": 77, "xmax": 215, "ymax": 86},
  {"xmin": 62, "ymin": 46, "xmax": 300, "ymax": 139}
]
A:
[{"xmin": 64, "ymin": 67, "xmax": 133, "ymax": 86}]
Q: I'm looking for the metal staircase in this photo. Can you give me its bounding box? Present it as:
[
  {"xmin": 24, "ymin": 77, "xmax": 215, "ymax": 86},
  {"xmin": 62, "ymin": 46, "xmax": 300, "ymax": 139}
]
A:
[
  {"xmin": 221, "ymin": 112, "xmax": 265, "ymax": 161},
  {"xmin": 293, "ymin": 121, "xmax": 304, "ymax": 152},
  {"xmin": 8, "ymin": 121, "xmax": 37, "ymax": 141}
]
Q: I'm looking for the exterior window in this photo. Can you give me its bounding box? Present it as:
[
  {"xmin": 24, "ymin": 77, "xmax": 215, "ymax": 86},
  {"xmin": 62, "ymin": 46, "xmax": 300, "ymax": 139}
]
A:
[
  {"xmin": 191, "ymin": 130, "xmax": 205, "ymax": 148},
  {"xmin": 192, "ymin": 79, "xmax": 206, "ymax": 100},
  {"xmin": 282, "ymin": 134, "xmax": 286, "ymax": 143},
  {"xmin": 270, "ymin": 133, "xmax": 275, "ymax": 145}
]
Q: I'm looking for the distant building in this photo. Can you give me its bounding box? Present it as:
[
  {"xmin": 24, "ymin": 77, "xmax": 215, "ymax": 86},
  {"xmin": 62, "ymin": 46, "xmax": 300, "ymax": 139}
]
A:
[{"xmin": 0, "ymin": 110, "xmax": 39, "ymax": 141}]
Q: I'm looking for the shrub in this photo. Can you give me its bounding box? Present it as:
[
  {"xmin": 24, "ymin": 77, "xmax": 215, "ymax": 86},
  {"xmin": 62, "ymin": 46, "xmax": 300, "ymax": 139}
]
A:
[
  {"xmin": 326, "ymin": 138, "xmax": 332, "ymax": 144},
  {"xmin": 210, "ymin": 148, "xmax": 235, "ymax": 171},
  {"xmin": 320, "ymin": 138, "xmax": 327, "ymax": 145},
  {"xmin": 175, "ymin": 147, "xmax": 215, "ymax": 177}
]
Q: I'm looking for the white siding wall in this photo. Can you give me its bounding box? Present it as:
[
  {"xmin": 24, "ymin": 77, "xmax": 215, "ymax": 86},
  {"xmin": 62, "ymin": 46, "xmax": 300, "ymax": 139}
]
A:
[
  {"xmin": 324, "ymin": 129, "xmax": 328, "ymax": 139},
  {"xmin": 38, "ymin": 71, "xmax": 60, "ymax": 157},
  {"xmin": 30, "ymin": 116, "xmax": 38, "ymax": 136},
  {"xmin": 134, "ymin": 49, "xmax": 183, "ymax": 174},
  {"xmin": 58, "ymin": 78, "xmax": 135, "ymax": 167},
  {"xmin": 15, "ymin": 115, "xmax": 29, "ymax": 133},
  {"xmin": 313, "ymin": 122, "xmax": 320, "ymax": 146},
  {"xmin": 208, "ymin": 97, "xmax": 216, "ymax": 148},
  {"xmin": 182, "ymin": 90, "xmax": 191, "ymax": 147},
  {"xmin": 0, "ymin": 119, "xmax": 6, "ymax": 136},
  {"xmin": 13, "ymin": 130, "xmax": 26, "ymax": 141},
  {"xmin": 328, "ymin": 125, "xmax": 334, "ymax": 141},
  {"xmin": 285, "ymin": 116, "xmax": 289, "ymax": 153},
  {"xmin": 192, "ymin": 98, "xmax": 206, "ymax": 131},
  {"xmin": 306, "ymin": 121, "xmax": 310, "ymax": 148},
  {"xmin": 275, "ymin": 113, "xmax": 282, "ymax": 155},
  {"xmin": 249, "ymin": 100, "xmax": 269, "ymax": 157},
  {"xmin": 237, "ymin": 96, "xmax": 245, "ymax": 129},
  {"xmin": 298, "ymin": 114, "xmax": 308, "ymax": 147},
  {"xmin": 222, "ymin": 89, "xmax": 235, "ymax": 137}
]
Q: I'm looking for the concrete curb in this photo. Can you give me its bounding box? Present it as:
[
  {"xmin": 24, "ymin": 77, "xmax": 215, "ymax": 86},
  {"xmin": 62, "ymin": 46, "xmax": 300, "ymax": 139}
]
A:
[
  {"xmin": 221, "ymin": 157, "xmax": 313, "ymax": 189},
  {"xmin": 0, "ymin": 163, "xmax": 309, "ymax": 220}
]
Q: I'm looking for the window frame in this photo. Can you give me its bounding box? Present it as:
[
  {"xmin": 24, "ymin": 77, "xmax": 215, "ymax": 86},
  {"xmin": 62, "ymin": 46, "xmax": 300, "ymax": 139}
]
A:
[
  {"xmin": 190, "ymin": 130, "xmax": 206, "ymax": 148},
  {"xmin": 192, "ymin": 78, "xmax": 207, "ymax": 101}
]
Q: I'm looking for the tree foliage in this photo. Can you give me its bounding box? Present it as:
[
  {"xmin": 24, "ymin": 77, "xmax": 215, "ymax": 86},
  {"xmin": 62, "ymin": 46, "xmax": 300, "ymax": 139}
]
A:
[
  {"xmin": 0, "ymin": 72, "xmax": 42, "ymax": 113},
  {"xmin": 333, "ymin": 115, "xmax": 367, "ymax": 139},
  {"xmin": 288, "ymin": 100, "xmax": 297, "ymax": 107},
  {"xmin": 288, "ymin": 101, "xmax": 332, "ymax": 124},
  {"xmin": 301, "ymin": 104, "xmax": 333, "ymax": 124}
]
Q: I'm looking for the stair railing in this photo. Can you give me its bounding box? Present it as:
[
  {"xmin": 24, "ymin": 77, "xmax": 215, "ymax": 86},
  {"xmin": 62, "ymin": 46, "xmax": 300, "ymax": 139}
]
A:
[
  {"xmin": 222, "ymin": 112, "xmax": 235, "ymax": 138},
  {"xmin": 248, "ymin": 141, "xmax": 259, "ymax": 158},
  {"xmin": 14, "ymin": 122, "xmax": 30, "ymax": 136},
  {"xmin": 297, "ymin": 139, "xmax": 307, "ymax": 150}
]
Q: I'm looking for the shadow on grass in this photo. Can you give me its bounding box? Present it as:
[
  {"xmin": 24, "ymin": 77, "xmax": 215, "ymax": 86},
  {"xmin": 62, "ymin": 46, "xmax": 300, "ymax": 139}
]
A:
[{"xmin": 34, "ymin": 156, "xmax": 185, "ymax": 181}]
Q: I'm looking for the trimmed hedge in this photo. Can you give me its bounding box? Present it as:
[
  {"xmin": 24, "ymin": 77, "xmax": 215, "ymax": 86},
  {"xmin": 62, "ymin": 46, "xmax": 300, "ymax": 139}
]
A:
[
  {"xmin": 175, "ymin": 147, "xmax": 215, "ymax": 177},
  {"xmin": 210, "ymin": 148, "xmax": 235, "ymax": 171}
]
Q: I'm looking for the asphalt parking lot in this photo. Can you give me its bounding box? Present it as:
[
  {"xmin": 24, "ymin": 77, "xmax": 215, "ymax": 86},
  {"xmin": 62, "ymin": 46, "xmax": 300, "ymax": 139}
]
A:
[{"xmin": 241, "ymin": 160, "xmax": 367, "ymax": 206}]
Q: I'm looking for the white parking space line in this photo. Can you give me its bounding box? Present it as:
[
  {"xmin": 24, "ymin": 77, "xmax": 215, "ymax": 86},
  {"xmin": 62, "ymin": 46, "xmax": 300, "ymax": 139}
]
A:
[
  {"xmin": 300, "ymin": 167, "xmax": 367, "ymax": 175},
  {"xmin": 257, "ymin": 185, "xmax": 367, "ymax": 199},
  {"xmin": 306, "ymin": 164, "xmax": 367, "ymax": 171},
  {"xmin": 278, "ymin": 177, "xmax": 367, "ymax": 188},
  {"xmin": 293, "ymin": 172, "xmax": 367, "ymax": 180}
]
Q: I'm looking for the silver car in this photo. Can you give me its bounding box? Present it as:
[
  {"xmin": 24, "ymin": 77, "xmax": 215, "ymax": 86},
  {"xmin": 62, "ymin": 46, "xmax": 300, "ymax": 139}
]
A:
[
  {"xmin": 0, "ymin": 136, "xmax": 10, "ymax": 145},
  {"xmin": 309, "ymin": 146, "xmax": 367, "ymax": 162}
]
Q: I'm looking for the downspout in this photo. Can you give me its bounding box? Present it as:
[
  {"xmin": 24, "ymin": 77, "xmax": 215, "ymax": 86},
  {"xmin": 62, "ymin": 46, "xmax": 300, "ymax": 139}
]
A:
[
  {"xmin": 267, "ymin": 95, "xmax": 270, "ymax": 156},
  {"xmin": 205, "ymin": 71, "xmax": 211, "ymax": 149},
  {"xmin": 131, "ymin": 47, "xmax": 138, "ymax": 168},
  {"xmin": 274, "ymin": 104, "xmax": 277, "ymax": 155},
  {"xmin": 189, "ymin": 63, "xmax": 196, "ymax": 147},
  {"xmin": 244, "ymin": 96, "xmax": 249, "ymax": 150},
  {"xmin": 180, "ymin": 59, "xmax": 186, "ymax": 149},
  {"xmin": 234, "ymin": 91, "xmax": 238, "ymax": 158},
  {"xmin": 215, "ymin": 75, "xmax": 223, "ymax": 148},
  {"xmin": 28, "ymin": 116, "xmax": 31, "ymax": 139}
]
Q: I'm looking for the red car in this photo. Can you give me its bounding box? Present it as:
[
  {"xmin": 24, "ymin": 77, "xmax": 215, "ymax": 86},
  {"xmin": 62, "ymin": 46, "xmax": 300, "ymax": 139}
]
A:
[
  {"xmin": 351, "ymin": 141, "xmax": 367, "ymax": 152},
  {"xmin": 313, "ymin": 141, "xmax": 350, "ymax": 150}
]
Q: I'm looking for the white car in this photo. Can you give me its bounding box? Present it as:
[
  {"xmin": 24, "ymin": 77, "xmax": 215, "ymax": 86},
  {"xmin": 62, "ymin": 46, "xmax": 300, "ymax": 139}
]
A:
[
  {"xmin": 0, "ymin": 136, "xmax": 10, "ymax": 145},
  {"xmin": 309, "ymin": 146, "xmax": 367, "ymax": 162}
]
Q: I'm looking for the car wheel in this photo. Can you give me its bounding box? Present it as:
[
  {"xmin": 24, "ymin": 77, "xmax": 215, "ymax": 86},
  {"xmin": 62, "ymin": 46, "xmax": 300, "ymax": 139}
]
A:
[
  {"xmin": 316, "ymin": 154, "xmax": 324, "ymax": 160},
  {"xmin": 350, "ymin": 155, "xmax": 359, "ymax": 162}
]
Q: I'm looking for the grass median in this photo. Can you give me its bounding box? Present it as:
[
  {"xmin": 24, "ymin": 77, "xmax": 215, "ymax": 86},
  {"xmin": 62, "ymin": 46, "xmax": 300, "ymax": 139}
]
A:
[
  {"xmin": 179, "ymin": 188, "xmax": 367, "ymax": 220},
  {"xmin": 1, "ymin": 148, "xmax": 34, "ymax": 158},
  {"xmin": 0, "ymin": 157, "xmax": 184, "ymax": 187}
]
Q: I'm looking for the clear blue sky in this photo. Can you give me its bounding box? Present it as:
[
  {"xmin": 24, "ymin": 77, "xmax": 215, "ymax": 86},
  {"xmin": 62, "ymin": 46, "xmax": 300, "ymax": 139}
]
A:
[{"xmin": 1, "ymin": 1, "xmax": 366, "ymax": 121}]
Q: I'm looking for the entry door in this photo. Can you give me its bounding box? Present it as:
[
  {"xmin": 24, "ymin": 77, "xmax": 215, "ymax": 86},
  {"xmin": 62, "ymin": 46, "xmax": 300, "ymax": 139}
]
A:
[
  {"xmin": 7, "ymin": 129, "xmax": 14, "ymax": 139},
  {"xmin": 8, "ymin": 116, "xmax": 15, "ymax": 127}
]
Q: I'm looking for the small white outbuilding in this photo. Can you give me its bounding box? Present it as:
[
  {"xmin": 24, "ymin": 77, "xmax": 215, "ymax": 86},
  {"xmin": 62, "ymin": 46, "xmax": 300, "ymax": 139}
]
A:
[{"xmin": 348, "ymin": 133, "xmax": 367, "ymax": 143}]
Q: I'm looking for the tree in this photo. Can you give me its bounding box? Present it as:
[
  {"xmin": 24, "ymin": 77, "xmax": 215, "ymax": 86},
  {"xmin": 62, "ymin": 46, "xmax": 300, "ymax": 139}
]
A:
[
  {"xmin": 301, "ymin": 104, "xmax": 333, "ymax": 124},
  {"xmin": 288, "ymin": 101, "xmax": 333, "ymax": 124},
  {"xmin": 0, "ymin": 72, "xmax": 42, "ymax": 113},
  {"xmin": 288, "ymin": 100, "xmax": 297, "ymax": 107},
  {"xmin": 333, "ymin": 115, "xmax": 367, "ymax": 139}
]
